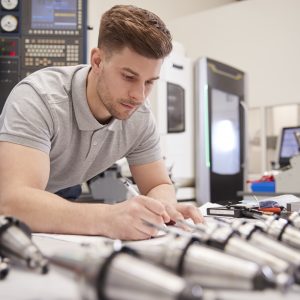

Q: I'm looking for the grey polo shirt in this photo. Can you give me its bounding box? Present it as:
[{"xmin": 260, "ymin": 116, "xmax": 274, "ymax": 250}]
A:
[{"xmin": 0, "ymin": 65, "xmax": 162, "ymax": 193}]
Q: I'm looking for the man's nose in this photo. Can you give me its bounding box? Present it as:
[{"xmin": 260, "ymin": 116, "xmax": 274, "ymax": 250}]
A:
[{"xmin": 129, "ymin": 83, "xmax": 145, "ymax": 102}]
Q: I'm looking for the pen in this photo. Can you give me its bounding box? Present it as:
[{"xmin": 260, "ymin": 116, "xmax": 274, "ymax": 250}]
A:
[
  {"xmin": 122, "ymin": 178, "xmax": 139, "ymax": 197},
  {"xmin": 121, "ymin": 178, "xmax": 199, "ymax": 230},
  {"xmin": 121, "ymin": 178, "xmax": 175, "ymax": 228},
  {"xmin": 121, "ymin": 178, "xmax": 183, "ymax": 228}
]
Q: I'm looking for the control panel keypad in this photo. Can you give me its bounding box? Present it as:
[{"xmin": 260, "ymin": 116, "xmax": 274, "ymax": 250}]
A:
[{"xmin": 24, "ymin": 38, "xmax": 80, "ymax": 67}]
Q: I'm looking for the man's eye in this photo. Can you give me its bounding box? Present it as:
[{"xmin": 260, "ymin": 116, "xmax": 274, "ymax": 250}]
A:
[
  {"xmin": 146, "ymin": 81, "xmax": 154, "ymax": 86},
  {"xmin": 123, "ymin": 74, "xmax": 134, "ymax": 80}
]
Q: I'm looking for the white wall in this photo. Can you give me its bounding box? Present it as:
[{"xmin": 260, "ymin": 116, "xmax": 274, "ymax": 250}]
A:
[
  {"xmin": 87, "ymin": 0, "xmax": 234, "ymax": 57},
  {"xmin": 168, "ymin": 0, "xmax": 300, "ymax": 108}
]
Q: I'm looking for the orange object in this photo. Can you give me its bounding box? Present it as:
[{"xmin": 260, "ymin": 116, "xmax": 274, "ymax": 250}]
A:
[{"xmin": 258, "ymin": 207, "xmax": 281, "ymax": 214}]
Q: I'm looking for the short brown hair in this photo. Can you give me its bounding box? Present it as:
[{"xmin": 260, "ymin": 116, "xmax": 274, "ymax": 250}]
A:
[{"xmin": 98, "ymin": 5, "xmax": 172, "ymax": 59}]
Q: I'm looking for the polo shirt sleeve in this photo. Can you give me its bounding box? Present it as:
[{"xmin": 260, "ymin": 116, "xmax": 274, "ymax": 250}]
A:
[
  {"xmin": 0, "ymin": 83, "xmax": 54, "ymax": 154},
  {"xmin": 126, "ymin": 112, "xmax": 162, "ymax": 165}
]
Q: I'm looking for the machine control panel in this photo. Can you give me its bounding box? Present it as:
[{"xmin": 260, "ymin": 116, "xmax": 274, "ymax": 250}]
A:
[
  {"xmin": 0, "ymin": 37, "xmax": 19, "ymax": 112},
  {"xmin": 0, "ymin": 0, "xmax": 87, "ymax": 112}
]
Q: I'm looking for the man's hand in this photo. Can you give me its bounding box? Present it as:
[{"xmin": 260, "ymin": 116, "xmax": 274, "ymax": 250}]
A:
[
  {"xmin": 102, "ymin": 197, "xmax": 204, "ymax": 240},
  {"xmin": 164, "ymin": 203, "xmax": 204, "ymax": 227},
  {"xmin": 102, "ymin": 195, "xmax": 170, "ymax": 240}
]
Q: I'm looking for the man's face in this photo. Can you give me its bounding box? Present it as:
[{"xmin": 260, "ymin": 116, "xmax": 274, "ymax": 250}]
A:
[{"xmin": 95, "ymin": 47, "xmax": 163, "ymax": 121}]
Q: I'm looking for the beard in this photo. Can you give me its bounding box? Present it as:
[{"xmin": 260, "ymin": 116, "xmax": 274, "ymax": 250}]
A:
[{"xmin": 96, "ymin": 77, "xmax": 140, "ymax": 121}]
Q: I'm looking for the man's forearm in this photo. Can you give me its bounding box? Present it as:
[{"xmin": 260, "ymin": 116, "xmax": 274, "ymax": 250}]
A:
[
  {"xmin": 0, "ymin": 186, "xmax": 110, "ymax": 235},
  {"xmin": 146, "ymin": 183, "xmax": 177, "ymax": 205}
]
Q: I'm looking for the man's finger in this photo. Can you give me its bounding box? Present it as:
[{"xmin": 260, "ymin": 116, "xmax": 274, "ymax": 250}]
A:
[
  {"xmin": 180, "ymin": 204, "xmax": 204, "ymax": 224},
  {"xmin": 136, "ymin": 196, "xmax": 169, "ymax": 220},
  {"xmin": 133, "ymin": 226, "xmax": 152, "ymax": 240},
  {"xmin": 138, "ymin": 218, "xmax": 162, "ymax": 237},
  {"xmin": 138, "ymin": 209, "xmax": 165, "ymax": 228},
  {"xmin": 164, "ymin": 204, "xmax": 185, "ymax": 223},
  {"xmin": 176, "ymin": 204, "xmax": 204, "ymax": 224}
]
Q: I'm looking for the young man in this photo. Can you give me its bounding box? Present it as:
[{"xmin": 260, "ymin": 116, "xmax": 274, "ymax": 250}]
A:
[{"xmin": 0, "ymin": 5, "xmax": 203, "ymax": 240}]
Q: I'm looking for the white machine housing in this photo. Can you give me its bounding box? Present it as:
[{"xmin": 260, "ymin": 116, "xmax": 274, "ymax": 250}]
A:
[{"xmin": 149, "ymin": 42, "xmax": 194, "ymax": 194}]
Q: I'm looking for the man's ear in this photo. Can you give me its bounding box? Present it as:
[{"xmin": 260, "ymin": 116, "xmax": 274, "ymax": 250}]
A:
[{"xmin": 90, "ymin": 48, "xmax": 104, "ymax": 73}]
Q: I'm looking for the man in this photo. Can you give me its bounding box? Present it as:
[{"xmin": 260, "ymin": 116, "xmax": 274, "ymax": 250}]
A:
[{"xmin": 0, "ymin": 5, "xmax": 203, "ymax": 240}]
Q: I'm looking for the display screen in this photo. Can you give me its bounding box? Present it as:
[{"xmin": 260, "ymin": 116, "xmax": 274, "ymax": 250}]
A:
[
  {"xmin": 211, "ymin": 88, "xmax": 240, "ymax": 175},
  {"xmin": 167, "ymin": 82, "xmax": 185, "ymax": 133},
  {"xmin": 279, "ymin": 126, "xmax": 300, "ymax": 167},
  {"xmin": 31, "ymin": 0, "xmax": 77, "ymax": 30}
]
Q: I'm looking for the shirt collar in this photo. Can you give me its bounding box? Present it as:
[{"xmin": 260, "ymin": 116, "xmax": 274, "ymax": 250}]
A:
[{"xmin": 72, "ymin": 65, "xmax": 122, "ymax": 132}]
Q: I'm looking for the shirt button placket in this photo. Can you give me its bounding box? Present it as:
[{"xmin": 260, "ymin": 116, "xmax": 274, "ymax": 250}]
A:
[{"xmin": 86, "ymin": 130, "xmax": 106, "ymax": 163}]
